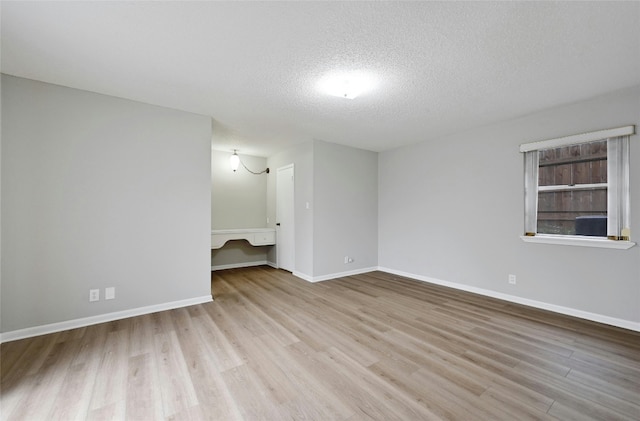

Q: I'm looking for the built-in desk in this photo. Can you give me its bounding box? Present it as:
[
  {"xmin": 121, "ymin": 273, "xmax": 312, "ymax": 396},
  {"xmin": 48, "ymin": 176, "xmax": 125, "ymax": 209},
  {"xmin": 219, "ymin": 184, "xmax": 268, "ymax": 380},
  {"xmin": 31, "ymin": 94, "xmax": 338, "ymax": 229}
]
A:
[{"xmin": 211, "ymin": 228, "xmax": 276, "ymax": 249}]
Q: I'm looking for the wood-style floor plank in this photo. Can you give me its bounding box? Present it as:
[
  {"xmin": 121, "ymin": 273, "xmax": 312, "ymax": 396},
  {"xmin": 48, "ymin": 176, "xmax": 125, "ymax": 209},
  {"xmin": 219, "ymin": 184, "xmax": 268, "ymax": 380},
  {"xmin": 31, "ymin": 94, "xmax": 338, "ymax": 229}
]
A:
[{"xmin": 2, "ymin": 267, "xmax": 639, "ymax": 420}]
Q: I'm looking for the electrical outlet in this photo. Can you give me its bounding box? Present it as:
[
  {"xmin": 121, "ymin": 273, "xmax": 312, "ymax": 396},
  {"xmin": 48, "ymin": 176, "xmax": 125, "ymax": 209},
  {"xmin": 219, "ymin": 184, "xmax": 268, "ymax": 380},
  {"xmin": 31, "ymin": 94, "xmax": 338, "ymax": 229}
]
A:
[
  {"xmin": 89, "ymin": 289, "xmax": 100, "ymax": 302},
  {"xmin": 105, "ymin": 287, "xmax": 115, "ymax": 300},
  {"xmin": 344, "ymin": 256, "xmax": 349, "ymax": 264},
  {"xmin": 508, "ymin": 274, "xmax": 517, "ymax": 285}
]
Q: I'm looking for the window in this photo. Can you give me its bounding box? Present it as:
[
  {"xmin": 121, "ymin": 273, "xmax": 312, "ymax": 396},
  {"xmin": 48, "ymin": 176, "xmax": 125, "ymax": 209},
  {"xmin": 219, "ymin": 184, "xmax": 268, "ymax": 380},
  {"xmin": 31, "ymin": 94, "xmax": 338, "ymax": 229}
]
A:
[
  {"xmin": 537, "ymin": 140, "xmax": 608, "ymax": 236},
  {"xmin": 521, "ymin": 126, "xmax": 635, "ymax": 248}
]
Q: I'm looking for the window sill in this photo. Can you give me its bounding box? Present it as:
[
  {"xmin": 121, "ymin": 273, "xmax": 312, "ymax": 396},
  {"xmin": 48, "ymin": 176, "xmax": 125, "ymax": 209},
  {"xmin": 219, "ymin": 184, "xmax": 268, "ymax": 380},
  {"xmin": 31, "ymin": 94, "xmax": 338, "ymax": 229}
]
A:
[{"xmin": 520, "ymin": 235, "xmax": 635, "ymax": 249}]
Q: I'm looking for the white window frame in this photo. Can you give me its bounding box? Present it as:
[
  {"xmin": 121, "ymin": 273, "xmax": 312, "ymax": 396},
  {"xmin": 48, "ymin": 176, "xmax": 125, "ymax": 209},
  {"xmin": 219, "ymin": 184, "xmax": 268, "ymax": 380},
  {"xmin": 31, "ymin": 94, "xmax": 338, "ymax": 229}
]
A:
[{"xmin": 520, "ymin": 126, "xmax": 635, "ymax": 249}]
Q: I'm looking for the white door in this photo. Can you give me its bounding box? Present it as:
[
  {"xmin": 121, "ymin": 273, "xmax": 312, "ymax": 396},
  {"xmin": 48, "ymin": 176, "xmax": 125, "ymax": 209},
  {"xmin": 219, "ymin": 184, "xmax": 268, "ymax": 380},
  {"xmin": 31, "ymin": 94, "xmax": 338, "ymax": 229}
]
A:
[{"xmin": 276, "ymin": 164, "xmax": 295, "ymax": 271}]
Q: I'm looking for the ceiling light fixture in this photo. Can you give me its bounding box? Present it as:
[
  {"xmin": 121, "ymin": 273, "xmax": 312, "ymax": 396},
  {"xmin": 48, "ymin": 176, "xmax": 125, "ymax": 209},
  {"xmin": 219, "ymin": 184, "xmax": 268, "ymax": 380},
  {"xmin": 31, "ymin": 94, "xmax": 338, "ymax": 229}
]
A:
[
  {"xmin": 317, "ymin": 71, "xmax": 377, "ymax": 99},
  {"xmin": 230, "ymin": 150, "xmax": 269, "ymax": 174}
]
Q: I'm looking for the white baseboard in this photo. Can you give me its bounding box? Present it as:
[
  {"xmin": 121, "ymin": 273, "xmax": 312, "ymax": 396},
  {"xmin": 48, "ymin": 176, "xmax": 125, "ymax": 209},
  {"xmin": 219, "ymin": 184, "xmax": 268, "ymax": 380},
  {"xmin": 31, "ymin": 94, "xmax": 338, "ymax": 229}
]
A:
[
  {"xmin": 292, "ymin": 271, "xmax": 313, "ymax": 282},
  {"xmin": 266, "ymin": 261, "xmax": 278, "ymax": 269},
  {"xmin": 0, "ymin": 295, "xmax": 213, "ymax": 344},
  {"xmin": 378, "ymin": 266, "xmax": 640, "ymax": 332},
  {"xmin": 293, "ymin": 267, "xmax": 378, "ymax": 283},
  {"xmin": 211, "ymin": 260, "xmax": 270, "ymax": 271}
]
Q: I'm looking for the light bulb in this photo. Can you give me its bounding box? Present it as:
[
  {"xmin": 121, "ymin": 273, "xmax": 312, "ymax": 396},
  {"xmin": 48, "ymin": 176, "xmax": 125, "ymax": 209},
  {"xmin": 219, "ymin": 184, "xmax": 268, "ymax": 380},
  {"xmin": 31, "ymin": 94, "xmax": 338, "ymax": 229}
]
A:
[{"xmin": 230, "ymin": 151, "xmax": 240, "ymax": 172}]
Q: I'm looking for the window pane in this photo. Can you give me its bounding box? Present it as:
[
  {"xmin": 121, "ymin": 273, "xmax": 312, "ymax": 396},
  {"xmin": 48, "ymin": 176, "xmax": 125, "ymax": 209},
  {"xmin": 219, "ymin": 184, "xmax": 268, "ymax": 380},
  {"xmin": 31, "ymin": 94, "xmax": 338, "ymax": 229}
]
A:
[{"xmin": 537, "ymin": 140, "xmax": 607, "ymax": 236}]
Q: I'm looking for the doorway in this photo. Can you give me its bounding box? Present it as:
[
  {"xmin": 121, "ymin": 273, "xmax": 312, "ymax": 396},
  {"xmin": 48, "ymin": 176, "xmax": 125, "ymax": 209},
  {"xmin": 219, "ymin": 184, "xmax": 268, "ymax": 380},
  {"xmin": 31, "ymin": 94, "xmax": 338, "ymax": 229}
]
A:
[{"xmin": 276, "ymin": 164, "xmax": 295, "ymax": 271}]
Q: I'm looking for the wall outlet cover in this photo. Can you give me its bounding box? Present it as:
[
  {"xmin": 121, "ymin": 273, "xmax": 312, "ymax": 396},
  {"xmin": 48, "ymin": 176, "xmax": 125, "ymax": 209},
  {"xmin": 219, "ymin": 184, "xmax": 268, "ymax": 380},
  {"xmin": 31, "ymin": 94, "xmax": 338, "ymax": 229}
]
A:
[{"xmin": 89, "ymin": 289, "xmax": 100, "ymax": 302}]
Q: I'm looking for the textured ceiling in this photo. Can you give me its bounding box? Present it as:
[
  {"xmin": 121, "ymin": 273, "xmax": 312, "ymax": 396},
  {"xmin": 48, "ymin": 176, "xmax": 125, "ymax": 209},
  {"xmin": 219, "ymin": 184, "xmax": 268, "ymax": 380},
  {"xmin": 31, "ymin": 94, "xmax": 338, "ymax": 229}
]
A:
[{"xmin": 2, "ymin": 1, "xmax": 639, "ymax": 157}]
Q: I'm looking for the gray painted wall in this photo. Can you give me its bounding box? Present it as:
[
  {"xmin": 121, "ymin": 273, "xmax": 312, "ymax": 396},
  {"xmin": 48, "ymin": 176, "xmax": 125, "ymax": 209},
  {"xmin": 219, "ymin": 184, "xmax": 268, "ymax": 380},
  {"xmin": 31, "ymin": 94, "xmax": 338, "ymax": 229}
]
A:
[
  {"xmin": 0, "ymin": 72, "xmax": 3, "ymax": 328},
  {"xmin": 1, "ymin": 75, "xmax": 212, "ymax": 333},
  {"xmin": 211, "ymin": 241, "xmax": 270, "ymax": 269},
  {"xmin": 313, "ymin": 140, "xmax": 378, "ymax": 277},
  {"xmin": 211, "ymin": 149, "xmax": 267, "ymax": 229},
  {"xmin": 379, "ymin": 85, "xmax": 640, "ymax": 324},
  {"xmin": 211, "ymin": 149, "xmax": 270, "ymax": 267},
  {"xmin": 265, "ymin": 140, "xmax": 379, "ymax": 279},
  {"xmin": 3, "ymin": 74, "xmax": 636, "ymax": 334}
]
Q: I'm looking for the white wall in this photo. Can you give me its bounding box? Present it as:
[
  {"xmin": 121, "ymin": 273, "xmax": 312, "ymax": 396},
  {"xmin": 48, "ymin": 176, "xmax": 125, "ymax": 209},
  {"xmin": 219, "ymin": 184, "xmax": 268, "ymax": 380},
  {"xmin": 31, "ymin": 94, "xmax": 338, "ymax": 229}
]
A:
[
  {"xmin": 211, "ymin": 149, "xmax": 270, "ymax": 268},
  {"xmin": 379, "ymin": 85, "xmax": 640, "ymax": 326},
  {"xmin": 1, "ymin": 75, "xmax": 212, "ymax": 334},
  {"xmin": 313, "ymin": 140, "xmax": 378, "ymax": 277}
]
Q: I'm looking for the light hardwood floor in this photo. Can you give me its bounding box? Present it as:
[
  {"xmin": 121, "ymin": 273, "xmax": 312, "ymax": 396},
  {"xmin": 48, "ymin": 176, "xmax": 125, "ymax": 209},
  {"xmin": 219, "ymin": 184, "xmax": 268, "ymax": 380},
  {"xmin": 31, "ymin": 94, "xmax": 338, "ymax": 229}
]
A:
[{"xmin": 1, "ymin": 267, "xmax": 639, "ymax": 420}]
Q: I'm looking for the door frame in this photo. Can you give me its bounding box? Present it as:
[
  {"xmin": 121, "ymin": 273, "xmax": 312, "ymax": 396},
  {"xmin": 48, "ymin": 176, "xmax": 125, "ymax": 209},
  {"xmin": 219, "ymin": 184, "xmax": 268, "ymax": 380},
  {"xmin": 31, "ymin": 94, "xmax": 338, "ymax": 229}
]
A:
[{"xmin": 276, "ymin": 164, "xmax": 295, "ymax": 271}]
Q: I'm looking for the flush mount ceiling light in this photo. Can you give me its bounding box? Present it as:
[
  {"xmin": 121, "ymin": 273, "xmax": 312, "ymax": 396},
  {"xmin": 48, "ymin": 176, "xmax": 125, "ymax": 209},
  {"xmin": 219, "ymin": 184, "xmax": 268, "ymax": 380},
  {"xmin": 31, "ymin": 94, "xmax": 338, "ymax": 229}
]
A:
[{"xmin": 317, "ymin": 71, "xmax": 378, "ymax": 99}]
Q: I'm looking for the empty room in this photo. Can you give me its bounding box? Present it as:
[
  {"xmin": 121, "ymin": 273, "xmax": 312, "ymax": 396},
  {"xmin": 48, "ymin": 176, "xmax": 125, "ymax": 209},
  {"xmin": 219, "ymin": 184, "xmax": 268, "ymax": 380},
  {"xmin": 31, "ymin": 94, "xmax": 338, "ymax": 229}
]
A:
[{"xmin": 1, "ymin": 1, "xmax": 639, "ymax": 420}]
